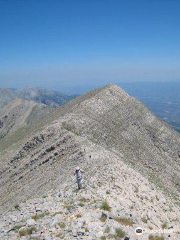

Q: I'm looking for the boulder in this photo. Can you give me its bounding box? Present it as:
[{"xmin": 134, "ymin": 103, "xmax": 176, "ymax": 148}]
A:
[{"xmin": 26, "ymin": 219, "xmax": 36, "ymax": 226}]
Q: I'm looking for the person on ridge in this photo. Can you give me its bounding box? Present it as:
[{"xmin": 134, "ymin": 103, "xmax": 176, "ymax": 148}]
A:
[{"xmin": 74, "ymin": 166, "xmax": 85, "ymax": 190}]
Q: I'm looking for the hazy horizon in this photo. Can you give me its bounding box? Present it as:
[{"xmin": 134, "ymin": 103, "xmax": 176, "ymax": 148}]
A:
[{"xmin": 1, "ymin": 0, "xmax": 180, "ymax": 91}]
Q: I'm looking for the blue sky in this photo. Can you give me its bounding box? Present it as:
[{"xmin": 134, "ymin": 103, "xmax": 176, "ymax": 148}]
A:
[{"xmin": 0, "ymin": 0, "xmax": 180, "ymax": 93}]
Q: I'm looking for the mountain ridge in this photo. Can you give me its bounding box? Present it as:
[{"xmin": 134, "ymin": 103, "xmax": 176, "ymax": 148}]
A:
[{"xmin": 0, "ymin": 84, "xmax": 180, "ymax": 239}]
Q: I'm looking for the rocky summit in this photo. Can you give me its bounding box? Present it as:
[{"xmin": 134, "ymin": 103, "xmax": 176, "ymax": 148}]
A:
[{"xmin": 0, "ymin": 84, "xmax": 180, "ymax": 240}]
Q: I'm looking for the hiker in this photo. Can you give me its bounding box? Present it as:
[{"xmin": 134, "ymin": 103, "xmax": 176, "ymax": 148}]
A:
[{"xmin": 74, "ymin": 166, "xmax": 85, "ymax": 190}]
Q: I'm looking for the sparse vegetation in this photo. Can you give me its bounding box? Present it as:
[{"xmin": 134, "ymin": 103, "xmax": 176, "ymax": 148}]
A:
[
  {"xmin": 51, "ymin": 211, "xmax": 63, "ymax": 217},
  {"xmin": 31, "ymin": 212, "xmax": 49, "ymax": 220},
  {"xmin": 115, "ymin": 217, "xmax": 134, "ymax": 226},
  {"xmin": 64, "ymin": 203, "xmax": 75, "ymax": 210},
  {"xmin": 161, "ymin": 222, "xmax": 168, "ymax": 229},
  {"xmin": 79, "ymin": 202, "xmax": 85, "ymax": 207},
  {"xmin": 100, "ymin": 213, "xmax": 107, "ymax": 222},
  {"xmin": 76, "ymin": 213, "xmax": 82, "ymax": 218},
  {"xmin": 115, "ymin": 228, "xmax": 125, "ymax": 238},
  {"xmin": 101, "ymin": 236, "xmax": 106, "ymax": 240},
  {"xmin": 14, "ymin": 204, "xmax": 20, "ymax": 211},
  {"xmin": 149, "ymin": 235, "xmax": 165, "ymax": 240},
  {"xmin": 80, "ymin": 197, "xmax": 87, "ymax": 202},
  {"xmin": 104, "ymin": 226, "xmax": 110, "ymax": 233},
  {"xmin": 142, "ymin": 217, "xmax": 148, "ymax": 223},
  {"xmin": 14, "ymin": 225, "xmax": 24, "ymax": 231},
  {"xmin": 101, "ymin": 201, "xmax": 111, "ymax": 211},
  {"xmin": 19, "ymin": 226, "xmax": 37, "ymax": 237},
  {"xmin": 106, "ymin": 190, "xmax": 110, "ymax": 194},
  {"xmin": 58, "ymin": 222, "xmax": 66, "ymax": 229}
]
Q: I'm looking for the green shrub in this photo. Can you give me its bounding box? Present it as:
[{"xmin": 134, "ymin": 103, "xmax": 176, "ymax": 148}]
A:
[
  {"xmin": 161, "ymin": 223, "xmax": 168, "ymax": 229},
  {"xmin": 100, "ymin": 213, "xmax": 107, "ymax": 222},
  {"xmin": 101, "ymin": 201, "xmax": 111, "ymax": 211},
  {"xmin": 115, "ymin": 217, "xmax": 134, "ymax": 226},
  {"xmin": 80, "ymin": 197, "xmax": 87, "ymax": 202},
  {"xmin": 58, "ymin": 222, "xmax": 66, "ymax": 229},
  {"xmin": 115, "ymin": 228, "xmax": 125, "ymax": 238},
  {"xmin": 142, "ymin": 217, "xmax": 148, "ymax": 223}
]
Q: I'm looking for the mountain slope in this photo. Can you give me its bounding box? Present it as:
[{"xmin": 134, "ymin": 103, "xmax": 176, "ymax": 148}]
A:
[
  {"xmin": 0, "ymin": 84, "xmax": 180, "ymax": 239},
  {"xmin": 0, "ymin": 88, "xmax": 17, "ymax": 109},
  {"xmin": 0, "ymin": 98, "xmax": 51, "ymax": 139},
  {"xmin": 16, "ymin": 86, "xmax": 79, "ymax": 107},
  {"xmin": 1, "ymin": 141, "xmax": 180, "ymax": 239}
]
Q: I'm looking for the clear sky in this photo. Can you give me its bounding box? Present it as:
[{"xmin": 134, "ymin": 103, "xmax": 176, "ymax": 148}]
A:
[{"xmin": 0, "ymin": 0, "xmax": 180, "ymax": 93}]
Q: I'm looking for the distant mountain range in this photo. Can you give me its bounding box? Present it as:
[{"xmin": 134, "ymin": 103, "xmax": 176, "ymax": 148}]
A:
[
  {"xmin": 16, "ymin": 86, "xmax": 79, "ymax": 108},
  {"xmin": 0, "ymin": 86, "xmax": 78, "ymax": 108},
  {"xmin": 0, "ymin": 86, "xmax": 78, "ymax": 139}
]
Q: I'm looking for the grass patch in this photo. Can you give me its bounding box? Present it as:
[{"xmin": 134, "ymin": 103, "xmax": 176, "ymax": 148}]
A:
[
  {"xmin": 58, "ymin": 222, "xmax": 66, "ymax": 229},
  {"xmin": 101, "ymin": 201, "xmax": 111, "ymax": 211},
  {"xmin": 115, "ymin": 228, "xmax": 126, "ymax": 238},
  {"xmin": 149, "ymin": 235, "xmax": 165, "ymax": 240},
  {"xmin": 161, "ymin": 223, "xmax": 168, "ymax": 229},
  {"xmin": 19, "ymin": 226, "xmax": 37, "ymax": 237},
  {"xmin": 104, "ymin": 226, "xmax": 110, "ymax": 233},
  {"xmin": 51, "ymin": 211, "xmax": 63, "ymax": 217},
  {"xmin": 80, "ymin": 197, "xmax": 87, "ymax": 202},
  {"xmin": 100, "ymin": 214, "xmax": 107, "ymax": 222},
  {"xmin": 85, "ymin": 228, "xmax": 89, "ymax": 232},
  {"xmin": 142, "ymin": 217, "xmax": 148, "ymax": 224},
  {"xmin": 115, "ymin": 217, "xmax": 135, "ymax": 226},
  {"xmin": 31, "ymin": 212, "xmax": 49, "ymax": 220},
  {"xmin": 64, "ymin": 203, "xmax": 75, "ymax": 210},
  {"xmin": 101, "ymin": 237, "xmax": 106, "ymax": 240},
  {"xmin": 79, "ymin": 202, "xmax": 85, "ymax": 207}
]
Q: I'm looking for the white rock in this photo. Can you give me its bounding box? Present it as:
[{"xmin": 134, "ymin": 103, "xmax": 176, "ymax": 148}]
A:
[
  {"xmin": 50, "ymin": 214, "xmax": 61, "ymax": 227},
  {"xmin": 26, "ymin": 219, "xmax": 36, "ymax": 226}
]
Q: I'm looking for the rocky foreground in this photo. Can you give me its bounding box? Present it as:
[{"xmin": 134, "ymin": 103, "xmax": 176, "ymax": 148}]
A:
[{"xmin": 0, "ymin": 141, "xmax": 180, "ymax": 240}]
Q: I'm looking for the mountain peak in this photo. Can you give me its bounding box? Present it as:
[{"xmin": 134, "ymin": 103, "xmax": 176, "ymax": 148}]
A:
[{"xmin": 0, "ymin": 85, "xmax": 180, "ymax": 239}]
